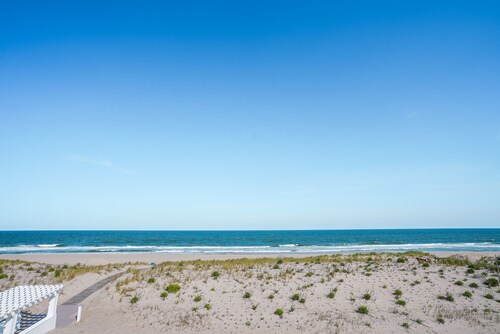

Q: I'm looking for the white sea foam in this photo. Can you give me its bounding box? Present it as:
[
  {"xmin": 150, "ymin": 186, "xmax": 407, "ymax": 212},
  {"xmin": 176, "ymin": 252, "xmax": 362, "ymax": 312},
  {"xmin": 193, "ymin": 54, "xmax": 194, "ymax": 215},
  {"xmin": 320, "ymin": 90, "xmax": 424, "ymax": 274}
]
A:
[{"xmin": 0, "ymin": 242, "xmax": 498, "ymax": 254}]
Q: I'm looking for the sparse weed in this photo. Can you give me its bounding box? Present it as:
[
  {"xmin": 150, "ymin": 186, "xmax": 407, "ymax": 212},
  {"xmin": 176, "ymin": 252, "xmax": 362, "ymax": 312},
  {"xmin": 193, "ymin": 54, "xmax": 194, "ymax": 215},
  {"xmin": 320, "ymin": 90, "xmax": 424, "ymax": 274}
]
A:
[{"xmin": 357, "ymin": 306, "xmax": 369, "ymax": 314}]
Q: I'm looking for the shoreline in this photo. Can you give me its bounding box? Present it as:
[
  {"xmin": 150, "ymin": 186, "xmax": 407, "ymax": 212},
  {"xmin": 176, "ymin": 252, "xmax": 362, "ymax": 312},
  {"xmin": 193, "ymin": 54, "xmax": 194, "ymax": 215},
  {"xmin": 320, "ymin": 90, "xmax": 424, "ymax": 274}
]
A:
[{"xmin": 1, "ymin": 250, "xmax": 497, "ymax": 265}]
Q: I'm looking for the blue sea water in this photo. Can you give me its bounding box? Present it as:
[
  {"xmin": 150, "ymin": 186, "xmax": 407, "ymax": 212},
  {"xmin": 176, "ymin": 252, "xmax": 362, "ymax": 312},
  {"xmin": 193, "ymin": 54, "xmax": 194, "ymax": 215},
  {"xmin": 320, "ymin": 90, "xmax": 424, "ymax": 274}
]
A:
[{"xmin": 0, "ymin": 229, "xmax": 498, "ymax": 254}]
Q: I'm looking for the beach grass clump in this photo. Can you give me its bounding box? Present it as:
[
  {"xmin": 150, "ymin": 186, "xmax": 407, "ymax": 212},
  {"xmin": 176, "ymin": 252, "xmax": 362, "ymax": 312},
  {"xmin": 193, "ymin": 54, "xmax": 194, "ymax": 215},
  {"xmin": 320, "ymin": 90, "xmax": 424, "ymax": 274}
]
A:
[
  {"xmin": 273, "ymin": 264, "xmax": 280, "ymax": 269},
  {"xmin": 165, "ymin": 284, "xmax": 181, "ymax": 293},
  {"xmin": 363, "ymin": 293, "xmax": 371, "ymax": 300},
  {"xmin": 484, "ymin": 293, "xmax": 494, "ymax": 299},
  {"xmin": 469, "ymin": 282, "xmax": 479, "ymax": 288},
  {"xmin": 327, "ymin": 289, "xmax": 336, "ymax": 299},
  {"xmin": 396, "ymin": 300, "xmax": 406, "ymax": 306},
  {"xmin": 268, "ymin": 294, "xmax": 275, "ymax": 300},
  {"xmin": 437, "ymin": 315, "xmax": 445, "ymax": 324},
  {"xmin": 402, "ymin": 322, "xmax": 409, "ymax": 329},
  {"xmin": 410, "ymin": 280, "xmax": 420, "ymax": 286},
  {"xmin": 204, "ymin": 303, "xmax": 212, "ymax": 310},
  {"xmin": 274, "ymin": 308, "xmax": 284, "ymax": 318},
  {"xmin": 485, "ymin": 278, "xmax": 499, "ymax": 288},
  {"xmin": 147, "ymin": 278, "xmax": 155, "ymax": 284},
  {"xmin": 463, "ymin": 290, "xmax": 473, "ymax": 298},
  {"xmin": 356, "ymin": 306, "xmax": 369, "ymax": 314},
  {"xmin": 437, "ymin": 293, "xmax": 454, "ymax": 302},
  {"xmin": 454, "ymin": 280, "xmax": 464, "ymax": 286},
  {"xmin": 394, "ymin": 289, "xmax": 403, "ymax": 298},
  {"xmin": 211, "ymin": 271, "xmax": 220, "ymax": 279},
  {"xmin": 466, "ymin": 268, "xmax": 475, "ymax": 274},
  {"xmin": 130, "ymin": 296, "xmax": 139, "ymax": 304},
  {"xmin": 305, "ymin": 271, "xmax": 314, "ymax": 277},
  {"xmin": 243, "ymin": 291, "xmax": 252, "ymax": 299},
  {"xmin": 160, "ymin": 292, "xmax": 168, "ymax": 299},
  {"xmin": 194, "ymin": 295, "xmax": 202, "ymax": 302},
  {"xmin": 396, "ymin": 257, "xmax": 407, "ymax": 263}
]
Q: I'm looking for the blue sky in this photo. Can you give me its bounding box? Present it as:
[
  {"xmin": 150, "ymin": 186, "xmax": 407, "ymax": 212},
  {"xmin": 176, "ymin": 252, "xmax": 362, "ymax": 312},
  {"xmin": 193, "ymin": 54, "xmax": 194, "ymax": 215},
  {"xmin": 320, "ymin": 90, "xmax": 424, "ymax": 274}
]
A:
[{"xmin": 1, "ymin": 1, "xmax": 499, "ymax": 230}]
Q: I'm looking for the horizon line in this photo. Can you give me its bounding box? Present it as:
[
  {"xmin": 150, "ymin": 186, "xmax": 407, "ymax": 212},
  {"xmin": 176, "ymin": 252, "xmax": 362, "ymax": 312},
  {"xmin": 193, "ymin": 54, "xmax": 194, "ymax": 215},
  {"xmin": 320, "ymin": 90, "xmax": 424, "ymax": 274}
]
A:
[{"xmin": 1, "ymin": 227, "xmax": 499, "ymax": 232}]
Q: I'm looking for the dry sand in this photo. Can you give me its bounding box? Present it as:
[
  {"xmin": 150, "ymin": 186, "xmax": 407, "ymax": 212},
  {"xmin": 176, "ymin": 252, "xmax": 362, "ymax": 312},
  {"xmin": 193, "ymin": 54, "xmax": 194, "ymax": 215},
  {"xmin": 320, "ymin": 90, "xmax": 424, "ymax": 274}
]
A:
[
  {"xmin": 1, "ymin": 252, "xmax": 499, "ymax": 333},
  {"xmin": 0, "ymin": 251, "xmax": 495, "ymax": 265}
]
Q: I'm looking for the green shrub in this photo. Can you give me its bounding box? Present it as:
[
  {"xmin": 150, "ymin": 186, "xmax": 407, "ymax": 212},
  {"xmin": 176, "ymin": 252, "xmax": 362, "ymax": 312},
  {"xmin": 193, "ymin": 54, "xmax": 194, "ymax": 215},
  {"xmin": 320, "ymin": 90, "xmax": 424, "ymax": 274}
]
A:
[
  {"xmin": 147, "ymin": 278, "xmax": 155, "ymax": 284},
  {"xmin": 394, "ymin": 289, "xmax": 403, "ymax": 298},
  {"xmin": 299, "ymin": 298, "xmax": 306, "ymax": 304},
  {"xmin": 463, "ymin": 291, "xmax": 472, "ymax": 298},
  {"xmin": 437, "ymin": 293, "xmax": 454, "ymax": 302},
  {"xmin": 327, "ymin": 291, "xmax": 336, "ymax": 299},
  {"xmin": 305, "ymin": 272, "xmax": 314, "ymax": 277},
  {"xmin": 363, "ymin": 293, "xmax": 371, "ymax": 300},
  {"xmin": 437, "ymin": 316, "xmax": 445, "ymax": 324},
  {"xmin": 194, "ymin": 295, "xmax": 202, "ymax": 302},
  {"xmin": 396, "ymin": 300, "xmax": 406, "ymax": 306},
  {"xmin": 165, "ymin": 284, "xmax": 181, "ymax": 293},
  {"xmin": 211, "ymin": 271, "xmax": 220, "ymax": 279},
  {"xmin": 130, "ymin": 296, "xmax": 139, "ymax": 304},
  {"xmin": 273, "ymin": 264, "xmax": 280, "ymax": 269},
  {"xmin": 484, "ymin": 293, "xmax": 493, "ymax": 299},
  {"xmin": 469, "ymin": 282, "xmax": 479, "ymax": 288},
  {"xmin": 291, "ymin": 293, "xmax": 300, "ymax": 301},
  {"xmin": 486, "ymin": 278, "xmax": 499, "ymax": 288},
  {"xmin": 454, "ymin": 280, "xmax": 463, "ymax": 286},
  {"xmin": 357, "ymin": 306, "xmax": 369, "ymax": 314},
  {"xmin": 204, "ymin": 303, "xmax": 212, "ymax": 310},
  {"xmin": 277, "ymin": 259, "xmax": 284, "ymax": 264},
  {"xmin": 274, "ymin": 308, "xmax": 284, "ymax": 318},
  {"xmin": 396, "ymin": 257, "xmax": 407, "ymax": 263},
  {"xmin": 466, "ymin": 268, "xmax": 475, "ymax": 274},
  {"xmin": 243, "ymin": 291, "xmax": 252, "ymax": 298}
]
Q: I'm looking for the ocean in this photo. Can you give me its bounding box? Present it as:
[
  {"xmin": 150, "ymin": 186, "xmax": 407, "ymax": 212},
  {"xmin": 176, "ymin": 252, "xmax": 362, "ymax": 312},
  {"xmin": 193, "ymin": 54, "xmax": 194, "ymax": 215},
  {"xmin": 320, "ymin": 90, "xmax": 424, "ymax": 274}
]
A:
[{"xmin": 0, "ymin": 229, "xmax": 498, "ymax": 254}]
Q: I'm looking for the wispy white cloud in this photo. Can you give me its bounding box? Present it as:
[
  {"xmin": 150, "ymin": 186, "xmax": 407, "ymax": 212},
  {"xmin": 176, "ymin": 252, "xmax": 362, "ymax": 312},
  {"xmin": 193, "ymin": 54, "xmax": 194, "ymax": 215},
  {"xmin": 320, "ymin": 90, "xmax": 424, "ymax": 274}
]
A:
[
  {"xmin": 65, "ymin": 154, "xmax": 136, "ymax": 175},
  {"xmin": 406, "ymin": 111, "xmax": 419, "ymax": 119},
  {"xmin": 281, "ymin": 187, "xmax": 319, "ymax": 196},
  {"xmin": 404, "ymin": 104, "xmax": 421, "ymax": 120},
  {"xmin": 65, "ymin": 154, "xmax": 113, "ymax": 167}
]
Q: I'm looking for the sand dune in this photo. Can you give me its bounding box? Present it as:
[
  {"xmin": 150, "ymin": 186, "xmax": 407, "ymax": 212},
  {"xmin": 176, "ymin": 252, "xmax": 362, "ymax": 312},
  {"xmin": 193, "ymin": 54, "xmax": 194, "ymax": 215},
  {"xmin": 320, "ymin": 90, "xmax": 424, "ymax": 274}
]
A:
[{"xmin": 1, "ymin": 252, "xmax": 499, "ymax": 333}]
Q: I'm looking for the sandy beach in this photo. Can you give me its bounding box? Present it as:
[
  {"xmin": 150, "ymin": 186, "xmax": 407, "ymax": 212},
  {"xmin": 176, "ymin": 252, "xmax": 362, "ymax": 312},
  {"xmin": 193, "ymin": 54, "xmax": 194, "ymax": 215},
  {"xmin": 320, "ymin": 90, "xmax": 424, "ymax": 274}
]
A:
[
  {"xmin": 0, "ymin": 251, "xmax": 497, "ymax": 265},
  {"xmin": 1, "ymin": 251, "xmax": 499, "ymax": 333}
]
